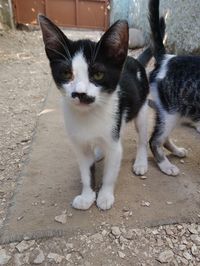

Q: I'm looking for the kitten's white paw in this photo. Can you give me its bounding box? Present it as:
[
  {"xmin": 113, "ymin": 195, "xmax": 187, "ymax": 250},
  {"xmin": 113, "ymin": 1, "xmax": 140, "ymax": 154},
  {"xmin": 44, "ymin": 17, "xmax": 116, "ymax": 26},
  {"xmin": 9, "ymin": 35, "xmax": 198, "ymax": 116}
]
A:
[
  {"xmin": 158, "ymin": 159, "xmax": 180, "ymax": 176},
  {"xmin": 94, "ymin": 147, "xmax": 104, "ymax": 162},
  {"xmin": 96, "ymin": 190, "xmax": 114, "ymax": 210},
  {"xmin": 72, "ymin": 192, "xmax": 96, "ymax": 210},
  {"xmin": 173, "ymin": 147, "xmax": 188, "ymax": 158},
  {"xmin": 133, "ymin": 160, "xmax": 148, "ymax": 176}
]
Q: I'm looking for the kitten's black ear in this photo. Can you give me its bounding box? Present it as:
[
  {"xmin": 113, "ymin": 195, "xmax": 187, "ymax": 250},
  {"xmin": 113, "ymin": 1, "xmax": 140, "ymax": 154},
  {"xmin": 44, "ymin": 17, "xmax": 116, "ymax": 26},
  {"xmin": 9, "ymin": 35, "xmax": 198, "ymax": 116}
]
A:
[
  {"xmin": 38, "ymin": 14, "xmax": 71, "ymax": 61},
  {"xmin": 96, "ymin": 20, "xmax": 129, "ymax": 66}
]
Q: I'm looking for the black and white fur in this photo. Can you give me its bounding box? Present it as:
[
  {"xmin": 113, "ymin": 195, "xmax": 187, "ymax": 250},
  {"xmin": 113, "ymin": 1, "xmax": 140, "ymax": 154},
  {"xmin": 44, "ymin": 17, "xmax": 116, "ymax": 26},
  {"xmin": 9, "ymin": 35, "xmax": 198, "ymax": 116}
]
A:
[
  {"xmin": 39, "ymin": 15, "xmax": 150, "ymax": 210},
  {"xmin": 149, "ymin": 0, "xmax": 200, "ymax": 176}
]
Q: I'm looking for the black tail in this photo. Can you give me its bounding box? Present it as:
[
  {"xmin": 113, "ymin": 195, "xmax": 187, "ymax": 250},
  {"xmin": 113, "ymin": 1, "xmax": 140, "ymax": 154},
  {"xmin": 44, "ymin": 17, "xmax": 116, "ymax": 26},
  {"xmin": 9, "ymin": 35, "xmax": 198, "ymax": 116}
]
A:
[
  {"xmin": 137, "ymin": 47, "xmax": 152, "ymax": 68},
  {"xmin": 149, "ymin": 0, "xmax": 166, "ymax": 64},
  {"xmin": 137, "ymin": 16, "xmax": 166, "ymax": 67}
]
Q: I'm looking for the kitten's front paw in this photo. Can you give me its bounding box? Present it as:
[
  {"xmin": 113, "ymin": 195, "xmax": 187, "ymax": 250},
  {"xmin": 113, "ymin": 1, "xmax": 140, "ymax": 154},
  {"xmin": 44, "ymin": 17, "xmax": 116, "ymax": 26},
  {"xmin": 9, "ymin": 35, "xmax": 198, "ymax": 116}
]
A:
[
  {"xmin": 158, "ymin": 160, "xmax": 180, "ymax": 176},
  {"xmin": 96, "ymin": 190, "xmax": 114, "ymax": 210},
  {"xmin": 133, "ymin": 160, "xmax": 148, "ymax": 176},
  {"xmin": 173, "ymin": 147, "xmax": 188, "ymax": 158},
  {"xmin": 72, "ymin": 192, "xmax": 96, "ymax": 210}
]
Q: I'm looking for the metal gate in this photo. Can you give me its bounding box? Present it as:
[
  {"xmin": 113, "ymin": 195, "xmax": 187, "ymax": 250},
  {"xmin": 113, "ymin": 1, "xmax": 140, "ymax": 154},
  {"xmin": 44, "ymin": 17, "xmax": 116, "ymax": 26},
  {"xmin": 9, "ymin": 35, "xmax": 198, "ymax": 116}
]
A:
[{"xmin": 12, "ymin": 0, "xmax": 110, "ymax": 30}]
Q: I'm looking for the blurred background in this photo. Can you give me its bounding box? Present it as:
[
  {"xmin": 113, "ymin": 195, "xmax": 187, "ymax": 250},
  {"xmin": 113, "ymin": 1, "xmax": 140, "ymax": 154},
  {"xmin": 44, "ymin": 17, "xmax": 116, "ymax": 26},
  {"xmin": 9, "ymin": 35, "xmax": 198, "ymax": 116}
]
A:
[{"xmin": 0, "ymin": 0, "xmax": 200, "ymax": 56}]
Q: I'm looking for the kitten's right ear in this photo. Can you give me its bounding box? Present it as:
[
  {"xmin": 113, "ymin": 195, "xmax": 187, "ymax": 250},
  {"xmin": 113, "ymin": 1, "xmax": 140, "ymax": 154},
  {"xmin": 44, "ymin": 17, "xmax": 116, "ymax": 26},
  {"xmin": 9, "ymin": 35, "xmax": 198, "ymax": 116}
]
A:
[
  {"xmin": 95, "ymin": 20, "xmax": 129, "ymax": 66},
  {"xmin": 38, "ymin": 14, "xmax": 71, "ymax": 61}
]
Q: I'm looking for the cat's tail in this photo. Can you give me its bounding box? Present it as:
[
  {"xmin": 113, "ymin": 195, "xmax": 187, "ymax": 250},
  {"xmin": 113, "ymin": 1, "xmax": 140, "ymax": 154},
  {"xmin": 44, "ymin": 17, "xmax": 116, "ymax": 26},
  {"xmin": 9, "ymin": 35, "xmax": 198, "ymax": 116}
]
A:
[
  {"xmin": 137, "ymin": 16, "xmax": 165, "ymax": 67},
  {"xmin": 136, "ymin": 47, "xmax": 152, "ymax": 68},
  {"xmin": 149, "ymin": 0, "xmax": 166, "ymax": 64}
]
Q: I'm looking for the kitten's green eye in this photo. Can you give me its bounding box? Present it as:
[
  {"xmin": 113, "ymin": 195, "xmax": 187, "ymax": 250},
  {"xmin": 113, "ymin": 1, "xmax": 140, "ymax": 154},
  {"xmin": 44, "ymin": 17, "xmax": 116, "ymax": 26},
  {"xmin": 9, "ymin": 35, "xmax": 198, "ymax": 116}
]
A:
[
  {"xmin": 64, "ymin": 71, "xmax": 73, "ymax": 80},
  {"xmin": 93, "ymin": 72, "xmax": 104, "ymax": 81}
]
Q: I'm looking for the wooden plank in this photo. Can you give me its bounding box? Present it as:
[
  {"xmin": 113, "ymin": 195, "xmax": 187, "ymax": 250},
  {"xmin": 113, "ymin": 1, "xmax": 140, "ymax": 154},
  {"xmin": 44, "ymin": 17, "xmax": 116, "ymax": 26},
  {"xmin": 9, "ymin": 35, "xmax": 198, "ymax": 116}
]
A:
[
  {"xmin": 13, "ymin": 0, "xmax": 45, "ymax": 25},
  {"xmin": 12, "ymin": 0, "xmax": 108, "ymax": 30},
  {"xmin": 75, "ymin": 0, "xmax": 79, "ymax": 26},
  {"xmin": 45, "ymin": 0, "xmax": 76, "ymax": 27}
]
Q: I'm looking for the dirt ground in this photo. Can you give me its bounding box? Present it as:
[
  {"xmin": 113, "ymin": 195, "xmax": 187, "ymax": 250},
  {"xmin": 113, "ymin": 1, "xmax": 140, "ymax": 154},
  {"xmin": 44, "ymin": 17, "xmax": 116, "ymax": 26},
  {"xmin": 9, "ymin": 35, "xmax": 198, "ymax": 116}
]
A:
[{"xmin": 0, "ymin": 29, "xmax": 200, "ymax": 265}]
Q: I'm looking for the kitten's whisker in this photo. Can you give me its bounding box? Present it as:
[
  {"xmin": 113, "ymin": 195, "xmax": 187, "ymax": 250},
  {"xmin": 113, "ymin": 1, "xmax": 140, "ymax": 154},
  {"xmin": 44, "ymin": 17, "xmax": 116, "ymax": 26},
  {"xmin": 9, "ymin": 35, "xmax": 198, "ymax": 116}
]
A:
[
  {"xmin": 88, "ymin": 41, "xmax": 95, "ymax": 62},
  {"xmin": 50, "ymin": 58, "xmax": 70, "ymax": 64},
  {"xmin": 52, "ymin": 27, "xmax": 72, "ymax": 60},
  {"xmin": 46, "ymin": 47, "xmax": 69, "ymax": 61},
  {"xmin": 92, "ymin": 39, "xmax": 102, "ymax": 63}
]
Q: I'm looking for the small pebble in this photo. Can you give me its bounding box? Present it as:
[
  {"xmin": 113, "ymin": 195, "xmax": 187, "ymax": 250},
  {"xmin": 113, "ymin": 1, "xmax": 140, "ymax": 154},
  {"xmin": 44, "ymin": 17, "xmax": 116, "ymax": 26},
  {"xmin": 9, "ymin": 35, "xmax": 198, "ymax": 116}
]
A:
[
  {"xmin": 141, "ymin": 201, "xmax": 150, "ymax": 207},
  {"xmin": 17, "ymin": 216, "xmax": 24, "ymax": 221},
  {"xmin": 166, "ymin": 201, "xmax": 173, "ymax": 205},
  {"xmin": 111, "ymin": 226, "xmax": 121, "ymax": 237},
  {"xmin": 118, "ymin": 251, "xmax": 125, "ymax": 259},
  {"xmin": 140, "ymin": 175, "xmax": 147, "ymax": 180},
  {"xmin": 47, "ymin": 253, "xmax": 64, "ymax": 263},
  {"xmin": 54, "ymin": 213, "xmax": 67, "ymax": 224},
  {"xmin": 157, "ymin": 250, "xmax": 174, "ymax": 263}
]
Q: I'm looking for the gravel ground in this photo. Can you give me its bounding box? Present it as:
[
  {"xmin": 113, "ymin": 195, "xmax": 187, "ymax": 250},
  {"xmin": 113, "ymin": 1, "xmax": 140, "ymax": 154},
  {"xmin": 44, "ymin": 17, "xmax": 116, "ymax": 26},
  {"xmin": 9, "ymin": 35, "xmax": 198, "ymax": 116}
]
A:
[{"xmin": 0, "ymin": 29, "xmax": 199, "ymax": 265}]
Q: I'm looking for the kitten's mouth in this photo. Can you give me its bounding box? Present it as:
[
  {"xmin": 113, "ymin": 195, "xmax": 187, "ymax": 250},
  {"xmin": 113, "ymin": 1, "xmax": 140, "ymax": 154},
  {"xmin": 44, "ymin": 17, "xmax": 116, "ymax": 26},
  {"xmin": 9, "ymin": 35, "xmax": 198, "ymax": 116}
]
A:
[{"xmin": 71, "ymin": 92, "xmax": 95, "ymax": 105}]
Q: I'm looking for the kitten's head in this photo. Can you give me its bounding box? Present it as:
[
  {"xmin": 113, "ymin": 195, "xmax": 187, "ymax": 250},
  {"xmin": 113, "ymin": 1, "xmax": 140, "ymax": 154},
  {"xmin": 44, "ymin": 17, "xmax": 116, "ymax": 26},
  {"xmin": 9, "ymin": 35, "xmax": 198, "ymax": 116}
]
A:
[{"xmin": 38, "ymin": 15, "xmax": 128, "ymax": 110}]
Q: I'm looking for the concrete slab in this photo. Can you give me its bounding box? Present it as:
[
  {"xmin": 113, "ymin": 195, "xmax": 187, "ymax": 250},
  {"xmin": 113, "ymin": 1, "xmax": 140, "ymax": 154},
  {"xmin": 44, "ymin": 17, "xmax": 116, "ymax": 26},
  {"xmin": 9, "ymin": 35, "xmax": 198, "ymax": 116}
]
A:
[{"xmin": 1, "ymin": 85, "xmax": 200, "ymax": 244}]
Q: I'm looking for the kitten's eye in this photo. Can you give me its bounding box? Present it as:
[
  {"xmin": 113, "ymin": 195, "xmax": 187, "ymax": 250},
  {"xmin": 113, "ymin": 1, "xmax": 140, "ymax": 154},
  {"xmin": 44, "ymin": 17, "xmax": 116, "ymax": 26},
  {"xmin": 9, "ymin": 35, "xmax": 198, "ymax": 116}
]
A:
[
  {"xmin": 64, "ymin": 71, "xmax": 73, "ymax": 80},
  {"xmin": 93, "ymin": 72, "xmax": 104, "ymax": 81}
]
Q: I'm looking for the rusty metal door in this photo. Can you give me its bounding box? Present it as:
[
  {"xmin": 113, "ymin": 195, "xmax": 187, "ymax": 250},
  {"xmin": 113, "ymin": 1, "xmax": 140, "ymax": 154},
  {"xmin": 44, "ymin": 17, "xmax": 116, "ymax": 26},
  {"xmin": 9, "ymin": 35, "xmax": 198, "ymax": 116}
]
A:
[{"xmin": 12, "ymin": 0, "xmax": 110, "ymax": 30}]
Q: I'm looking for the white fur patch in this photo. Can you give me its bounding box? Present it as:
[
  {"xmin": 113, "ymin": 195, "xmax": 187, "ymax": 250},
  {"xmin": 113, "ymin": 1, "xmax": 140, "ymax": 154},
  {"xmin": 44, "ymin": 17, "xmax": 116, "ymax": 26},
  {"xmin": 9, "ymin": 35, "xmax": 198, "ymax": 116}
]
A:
[
  {"xmin": 61, "ymin": 89, "xmax": 119, "ymax": 144},
  {"xmin": 161, "ymin": 112, "xmax": 180, "ymax": 140},
  {"xmin": 62, "ymin": 51, "xmax": 101, "ymax": 104},
  {"xmin": 152, "ymin": 112, "xmax": 180, "ymax": 160},
  {"xmin": 150, "ymin": 81, "xmax": 161, "ymax": 107},
  {"xmin": 156, "ymin": 54, "xmax": 175, "ymax": 80},
  {"xmin": 137, "ymin": 70, "xmax": 142, "ymax": 81}
]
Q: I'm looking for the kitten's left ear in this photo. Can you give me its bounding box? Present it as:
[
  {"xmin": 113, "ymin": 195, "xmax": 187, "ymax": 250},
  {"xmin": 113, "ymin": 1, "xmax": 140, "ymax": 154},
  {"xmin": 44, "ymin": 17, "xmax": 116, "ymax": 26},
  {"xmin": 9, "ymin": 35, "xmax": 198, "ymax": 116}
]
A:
[{"xmin": 96, "ymin": 20, "xmax": 129, "ymax": 66}]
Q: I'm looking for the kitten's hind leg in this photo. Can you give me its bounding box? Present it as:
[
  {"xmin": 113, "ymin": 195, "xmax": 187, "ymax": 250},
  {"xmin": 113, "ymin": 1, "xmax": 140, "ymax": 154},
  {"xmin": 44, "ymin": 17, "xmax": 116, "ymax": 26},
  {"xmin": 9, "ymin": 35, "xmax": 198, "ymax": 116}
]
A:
[
  {"xmin": 72, "ymin": 145, "xmax": 96, "ymax": 210},
  {"xmin": 150, "ymin": 111, "xmax": 180, "ymax": 176},
  {"xmin": 184, "ymin": 120, "xmax": 200, "ymax": 133},
  {"xmin": 133, "ymin": 101, "xmax": 148, "ymax": 175},
  {"xmin": 164, "ymin": 138, "xmax": 188, "ymax": 158}
]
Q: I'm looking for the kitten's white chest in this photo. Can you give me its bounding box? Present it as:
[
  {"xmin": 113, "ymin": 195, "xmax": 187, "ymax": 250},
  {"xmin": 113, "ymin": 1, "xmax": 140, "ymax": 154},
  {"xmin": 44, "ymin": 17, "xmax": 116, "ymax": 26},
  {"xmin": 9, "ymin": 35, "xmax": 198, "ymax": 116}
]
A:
[{"xmin": 61, "ymin": 93, "xmax": 118, "ymax": 145}]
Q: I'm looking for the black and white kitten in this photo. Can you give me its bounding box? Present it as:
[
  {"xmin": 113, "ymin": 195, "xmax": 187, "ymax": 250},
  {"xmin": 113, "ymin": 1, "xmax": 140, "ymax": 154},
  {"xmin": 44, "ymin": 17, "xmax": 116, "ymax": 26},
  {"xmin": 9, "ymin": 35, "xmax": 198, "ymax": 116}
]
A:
[
  {"xmin": 149, "ymin": 0, "xmax": 200, "ymax": 176},
  {"xmin": 39, "ymin": 15, "xmax": 150, "ymax": 210}
]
